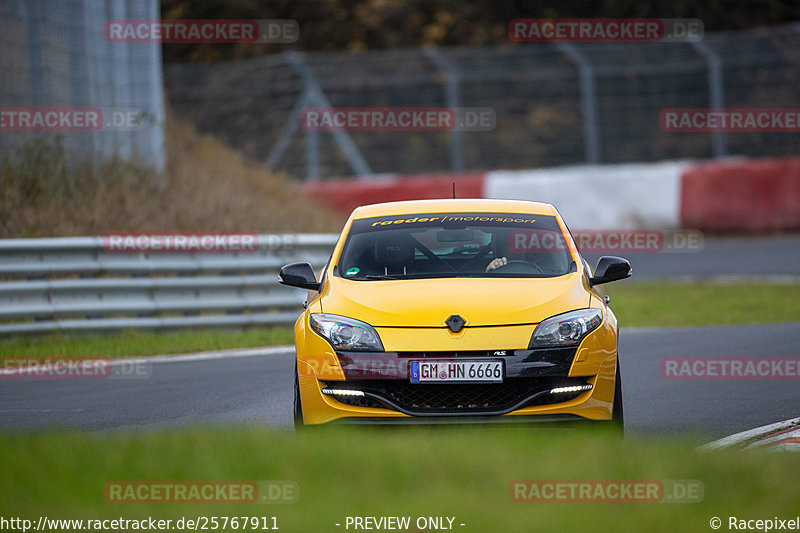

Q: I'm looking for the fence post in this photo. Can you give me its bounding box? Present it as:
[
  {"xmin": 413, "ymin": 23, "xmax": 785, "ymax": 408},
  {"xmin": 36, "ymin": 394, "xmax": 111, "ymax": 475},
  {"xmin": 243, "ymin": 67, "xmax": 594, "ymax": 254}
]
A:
[
  {"xmin": 22, "ymin": 1, "xmax": 44, "ymax": 108},
  {"xmin": 556, "ymin": 43, "xmax": 600, "ymax": 164},
  {"xmin": 141, "ymin": 0, "xmax": 167, "ymax": 179},
  {"xmin": 110, "ymin": 0, "xmax": 132, "ymax": 161},
  {"xmin": 284, "ymin": 51, "xmax": 372, "ymax": 179},
  {"xmin": 266, "ymin": 89, "xmax": 310, "ymax": 172},
  {"xmin": 692, "ymin": 41, "xmax": 727, "ymax": 158},
  {"xmin": 305, "ymin": 117, "xmax": 320, "ymax": 181},
  {"xmin": 424, "ymin": 47, "xmax": 464, "ymax": 172}
]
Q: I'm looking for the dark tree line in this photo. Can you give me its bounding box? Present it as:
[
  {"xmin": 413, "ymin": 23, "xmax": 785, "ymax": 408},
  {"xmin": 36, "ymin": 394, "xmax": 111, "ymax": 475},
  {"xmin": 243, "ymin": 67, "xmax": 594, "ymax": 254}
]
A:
[{"xmin": 160, "ymin": 0, "xmax": 800, "ymax": 62}]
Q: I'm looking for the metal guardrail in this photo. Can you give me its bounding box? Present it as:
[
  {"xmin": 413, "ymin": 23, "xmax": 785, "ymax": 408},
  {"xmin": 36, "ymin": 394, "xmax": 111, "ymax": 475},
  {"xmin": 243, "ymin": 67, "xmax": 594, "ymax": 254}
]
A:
[{"xmin": 0, "ymin": 235, "xmax": 339, "ymax": 335}]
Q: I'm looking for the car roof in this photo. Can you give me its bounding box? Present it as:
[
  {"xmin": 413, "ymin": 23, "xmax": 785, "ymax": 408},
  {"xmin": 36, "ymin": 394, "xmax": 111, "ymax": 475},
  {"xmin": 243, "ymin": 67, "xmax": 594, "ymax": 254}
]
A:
[{"xmin": 350, "ymin": 198, "xmax": 558, "ymax": 218}]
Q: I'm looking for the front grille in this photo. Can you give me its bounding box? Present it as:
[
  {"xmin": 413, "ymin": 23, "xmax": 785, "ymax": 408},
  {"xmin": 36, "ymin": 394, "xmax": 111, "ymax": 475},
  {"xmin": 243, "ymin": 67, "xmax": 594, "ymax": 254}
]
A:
[
  {"xmin": 323, "ymin": 377, "xmax": 589, "ymax": 414},
  {"xmin": 336, "ymin": 346, "xmax": 578, "ymax": 380}
]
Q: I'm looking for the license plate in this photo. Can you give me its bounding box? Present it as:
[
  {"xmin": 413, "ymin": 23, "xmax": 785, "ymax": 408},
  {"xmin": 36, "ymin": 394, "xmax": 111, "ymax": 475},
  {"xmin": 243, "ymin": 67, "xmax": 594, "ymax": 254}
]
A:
[{"xmin": 410, "ymin": 360, "xmax": 503, "ymax": 383}]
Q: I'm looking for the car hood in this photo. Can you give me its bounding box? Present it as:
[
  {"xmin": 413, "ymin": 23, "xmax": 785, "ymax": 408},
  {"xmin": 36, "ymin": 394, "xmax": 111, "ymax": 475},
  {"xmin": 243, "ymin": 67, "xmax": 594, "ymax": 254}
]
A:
[{"xmin": 321, "ymin": 273, "xmax": 590, "ymax": 328}]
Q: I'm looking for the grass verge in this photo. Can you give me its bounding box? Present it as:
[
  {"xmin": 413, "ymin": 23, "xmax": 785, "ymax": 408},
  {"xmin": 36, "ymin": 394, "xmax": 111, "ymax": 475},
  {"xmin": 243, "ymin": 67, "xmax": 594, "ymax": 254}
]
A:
[
  {"xmin": 0, "ymin": 328, "xmax": 293, "ymax": 358},
  {"xmin": 0, "ymin": 427, "xmax": 797, "ymax": 532},
  {"xmin": 606, "ymin": 281, "xmax": 800, "ymax": 328}
]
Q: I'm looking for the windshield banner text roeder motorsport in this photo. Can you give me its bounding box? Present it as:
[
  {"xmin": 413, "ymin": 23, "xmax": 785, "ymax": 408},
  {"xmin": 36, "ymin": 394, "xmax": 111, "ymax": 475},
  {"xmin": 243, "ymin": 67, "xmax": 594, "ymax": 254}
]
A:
[{"xmin": 349, "ymin": 213, "xmax": 561, "ymax": 234}]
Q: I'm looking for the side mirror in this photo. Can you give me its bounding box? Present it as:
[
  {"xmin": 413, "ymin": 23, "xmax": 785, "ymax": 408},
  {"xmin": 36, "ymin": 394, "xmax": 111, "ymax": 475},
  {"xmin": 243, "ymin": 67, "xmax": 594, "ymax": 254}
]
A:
[
  {"xmin": 279, "ymin": 262, "xmax": 321, "ymax": 291},
  {"xmin": 589, "ymin": 256, "xmax": 632, "ymax": 286}
]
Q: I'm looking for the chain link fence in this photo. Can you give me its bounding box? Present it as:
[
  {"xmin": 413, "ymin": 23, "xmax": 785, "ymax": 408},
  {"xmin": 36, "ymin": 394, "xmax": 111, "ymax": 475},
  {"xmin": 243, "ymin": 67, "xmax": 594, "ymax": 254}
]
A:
[
  {"xmin": 165, "ymin": 23, "xmax": 800, "ymax": 181},
  {"xmin": 0, "ymin": 0, "xmax": 165, "ymax": 173}
]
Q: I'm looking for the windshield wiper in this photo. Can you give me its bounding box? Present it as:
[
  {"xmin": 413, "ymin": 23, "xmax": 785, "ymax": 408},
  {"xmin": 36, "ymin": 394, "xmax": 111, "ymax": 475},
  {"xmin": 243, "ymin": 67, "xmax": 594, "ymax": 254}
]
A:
[{"xmin": 364, "ymin": 274, "xmax": 403, "ymax": 280}]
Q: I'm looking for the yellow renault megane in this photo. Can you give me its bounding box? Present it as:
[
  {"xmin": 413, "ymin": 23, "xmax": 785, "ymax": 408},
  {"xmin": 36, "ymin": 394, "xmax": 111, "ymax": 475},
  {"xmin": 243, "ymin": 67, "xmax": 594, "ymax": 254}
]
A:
[{"xmin": 279, "ymin": 199, "xmax": 631, "ymax": 428}]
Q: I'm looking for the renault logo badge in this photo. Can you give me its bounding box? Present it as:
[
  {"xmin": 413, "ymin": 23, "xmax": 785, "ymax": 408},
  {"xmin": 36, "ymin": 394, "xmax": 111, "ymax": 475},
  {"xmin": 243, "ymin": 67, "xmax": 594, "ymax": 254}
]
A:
[{"xmin": 445, "ymin": 314, "xmax": 466, "ymax": 333}]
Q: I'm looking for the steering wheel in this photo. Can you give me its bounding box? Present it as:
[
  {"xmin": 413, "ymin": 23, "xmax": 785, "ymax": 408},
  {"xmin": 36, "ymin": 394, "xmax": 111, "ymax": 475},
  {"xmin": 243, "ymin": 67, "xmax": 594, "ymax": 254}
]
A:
[
  {"xmin": 456, "ymin": 242, "xmax": 493, "ymax": 272},
  {"xmin": 491, "ymin": 260, "xmax": 546, "ymax": 274}
]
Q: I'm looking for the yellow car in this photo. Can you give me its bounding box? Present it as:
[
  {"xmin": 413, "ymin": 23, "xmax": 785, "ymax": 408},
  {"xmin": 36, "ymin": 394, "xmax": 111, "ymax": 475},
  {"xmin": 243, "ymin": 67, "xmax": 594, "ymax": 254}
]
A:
[{"xmin": 280, "ymin": 199, "xmax": 631, "ymax": 428}]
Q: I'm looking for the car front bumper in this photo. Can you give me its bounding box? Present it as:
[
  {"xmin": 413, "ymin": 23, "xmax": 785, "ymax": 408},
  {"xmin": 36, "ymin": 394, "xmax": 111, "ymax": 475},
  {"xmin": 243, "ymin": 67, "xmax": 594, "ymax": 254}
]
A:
[{"xmin": 297, "ymin": 347, "xmax": 617, "ymax": 425}]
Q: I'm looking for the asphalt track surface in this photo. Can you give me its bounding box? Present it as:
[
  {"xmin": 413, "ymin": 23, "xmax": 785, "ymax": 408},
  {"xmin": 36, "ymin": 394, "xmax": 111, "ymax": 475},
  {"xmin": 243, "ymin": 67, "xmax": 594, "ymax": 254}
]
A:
[
  {"xmin": 2, "ymin": 322, "xmax": 798, "ymax": 438},
  {"xmin": 582, "ymin": 235, "xmax": 800, "ymax": 280}
]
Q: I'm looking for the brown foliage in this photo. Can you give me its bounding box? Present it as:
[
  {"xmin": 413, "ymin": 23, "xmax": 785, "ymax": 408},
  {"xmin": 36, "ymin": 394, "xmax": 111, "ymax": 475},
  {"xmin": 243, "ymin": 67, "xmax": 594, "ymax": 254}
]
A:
[{"xmin": 0, "ymin": 116, "xmax": 344, "ymax": 238}]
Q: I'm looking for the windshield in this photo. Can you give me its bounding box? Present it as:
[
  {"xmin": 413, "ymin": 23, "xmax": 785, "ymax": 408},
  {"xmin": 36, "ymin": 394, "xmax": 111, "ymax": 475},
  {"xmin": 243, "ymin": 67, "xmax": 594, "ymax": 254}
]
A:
[{"xmin": 336, "ymin": 212, "xmax": 575, "ymax": 280}]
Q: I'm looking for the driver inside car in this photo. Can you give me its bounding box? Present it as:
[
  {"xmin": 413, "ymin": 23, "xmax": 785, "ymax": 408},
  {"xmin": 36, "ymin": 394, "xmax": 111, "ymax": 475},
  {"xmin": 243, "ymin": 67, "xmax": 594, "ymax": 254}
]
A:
[
  {"xmin": 485, "ymin": 229, "xmax": 520, "ymax": 272},
  {"xmin": 485, "ymin": 228, "xmax": 567, "ymax": 273}
]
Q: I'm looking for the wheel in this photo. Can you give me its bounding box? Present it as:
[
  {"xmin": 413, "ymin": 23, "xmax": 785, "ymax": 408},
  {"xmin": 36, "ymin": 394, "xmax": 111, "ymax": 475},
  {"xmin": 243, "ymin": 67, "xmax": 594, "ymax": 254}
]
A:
[
  {"xmin": 612, "ymin": 356, "xmax": 624, "ymax": 434},
  {"xmin": 293, "ymin": 361, "xmax": 304, "ymax": 428}
]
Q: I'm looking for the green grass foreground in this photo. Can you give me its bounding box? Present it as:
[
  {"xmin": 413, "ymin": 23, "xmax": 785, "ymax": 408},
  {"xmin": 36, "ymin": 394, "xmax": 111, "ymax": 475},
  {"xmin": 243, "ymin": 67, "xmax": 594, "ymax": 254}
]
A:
[
  {"xmin": 0, "ymin": 427, "xmax": 798, "ymax": 532},
  {"xmin": 1, "ymin": 282, "xmax": 798, "ymax": 359}
]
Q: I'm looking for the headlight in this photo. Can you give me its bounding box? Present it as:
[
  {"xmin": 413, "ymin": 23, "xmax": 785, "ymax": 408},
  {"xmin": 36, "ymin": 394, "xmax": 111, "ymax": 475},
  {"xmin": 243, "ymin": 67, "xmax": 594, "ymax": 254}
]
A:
[
  {"xmin": 310, "ymin": 313, "xmax": 384, "ymax": 352},
  {"xmin": 530, "ymin": 309, "xmax": 603, "ymax": 348}
]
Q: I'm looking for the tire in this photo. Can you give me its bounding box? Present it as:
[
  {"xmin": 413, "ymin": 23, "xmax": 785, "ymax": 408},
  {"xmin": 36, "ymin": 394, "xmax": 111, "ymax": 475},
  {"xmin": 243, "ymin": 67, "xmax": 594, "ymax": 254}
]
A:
[
  {"xmin": 611, "ymin": 356, "xmax": 624, "ymax": 435},
  {"xmin": 293, "ymin": 361, "xmax": 304, "ymax": 428}
]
